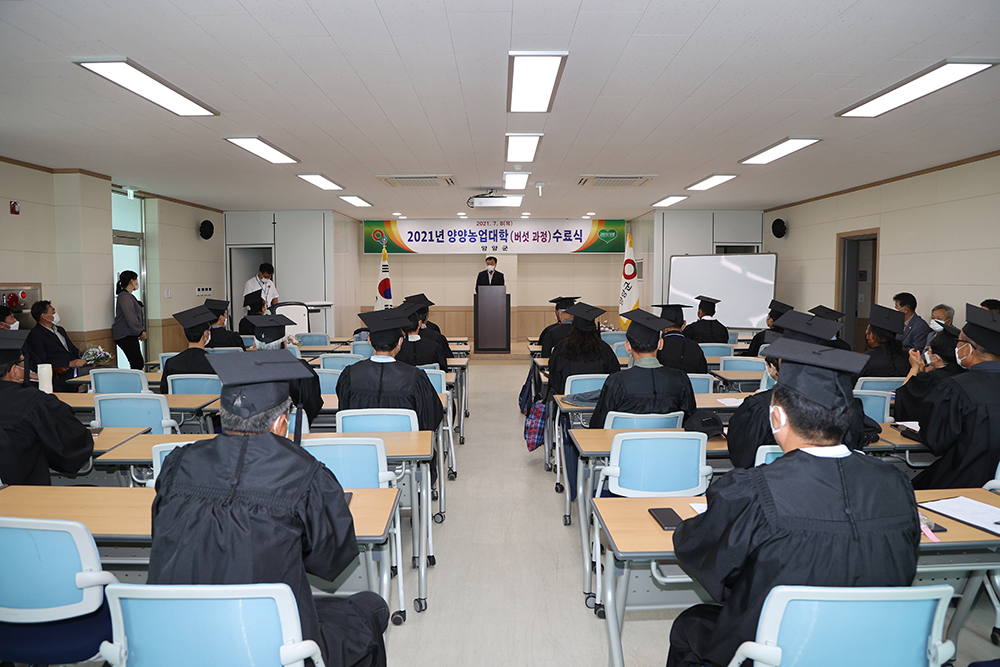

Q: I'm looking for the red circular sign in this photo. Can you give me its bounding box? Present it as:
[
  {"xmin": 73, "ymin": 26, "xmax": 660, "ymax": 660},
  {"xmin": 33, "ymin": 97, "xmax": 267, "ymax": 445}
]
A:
[
  {"xmin": 372, "ymin": 229, "xmax": 385, "ymax": 242},
  {"xmin": 378, "ymin": 279, "xmax": 392, "ymax": 299},
  {"xmin": 622, "ymin": 259, "xmax": 636, "ymax": 280}
]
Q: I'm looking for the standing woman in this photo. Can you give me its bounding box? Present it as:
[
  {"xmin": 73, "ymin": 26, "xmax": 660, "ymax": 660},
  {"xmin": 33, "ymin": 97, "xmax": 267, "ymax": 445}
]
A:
[{"xmin": 113, "ymin": 270, "xmax": 147, "ymax": 370}]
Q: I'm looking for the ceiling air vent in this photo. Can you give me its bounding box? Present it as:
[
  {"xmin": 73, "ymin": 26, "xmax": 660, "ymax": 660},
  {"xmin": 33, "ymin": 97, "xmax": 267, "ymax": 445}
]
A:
[
  {"xmin": 577, "ymin": 174, "xmax": 656, "ymax": 187},
  {"xmin": 377, "ymin": 174, "xmax": 456, "ymax": 188}
]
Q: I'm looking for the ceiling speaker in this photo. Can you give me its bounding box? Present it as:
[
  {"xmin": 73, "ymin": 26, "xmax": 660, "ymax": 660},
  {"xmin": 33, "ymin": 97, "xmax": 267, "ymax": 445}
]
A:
[
  {"xmin": 771, "ymin": 218, "xmax": 787, "ymax": 239},
  {"xmin": 199, "ymin": 219, "xmax": 214, "ymax": 240}
]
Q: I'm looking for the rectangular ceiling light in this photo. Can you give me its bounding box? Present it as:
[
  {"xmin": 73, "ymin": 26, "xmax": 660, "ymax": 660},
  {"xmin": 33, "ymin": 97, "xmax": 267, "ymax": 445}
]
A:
[
  {"xmin": 686, "ymin": 174, "xmax": 737, "ymax": 191},
  {"xmin": 838, "ymin": 60, "xmax": 996, "ymax": 118},
  {"xmin": 504, "ymin": 172, "xmax": 530, "ymax": 190},
  {"xmin": 741, "ymin": 137, "xmax": 822, "ymax": 165},
  {"xmin": 506, "ymin": 134, "xmax": 542, "ymax": 162},
  {"xmin": 652, "ymin": 195, "xmax": 688, "ymax": 207},
  {"xmin": 224, "ymin": 136, "xmax": 298, "ymax": 164},
  {"xmin": 75, "ymin": 58, "xmax": 218, "ymax": 116},
  {"xmin": 473, "ymin": 195, "xmax": 523, "ymax": 207},
  {"xmin": 297, "ymin": 173, "xmax": 342, "ymax": 190},
  {"xmin": 508, "ymin": 51, "xmax": 568, "ymax": 113},
  {"xmin": 339, "ymin": 195, "xmax": 372, "ymax": 208}
]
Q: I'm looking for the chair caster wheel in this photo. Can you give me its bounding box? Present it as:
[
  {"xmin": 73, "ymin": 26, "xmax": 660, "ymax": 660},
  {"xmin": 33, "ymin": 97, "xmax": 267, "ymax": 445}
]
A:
[
  {"xmin": 427, "ymin": 555, "xmax": 436, "ymax": 566},
  {"xmin": 595, "ymin": 604, "xmax": 606, "ymax": 619},
  {"xmin": 585, "ymin": 593, "xmax": 596, "ymax": 609},
  {"xmin": 432, "ymin": 489, "xmax": 439, "ymax": 501},
  {"xmin": 412, "ymin": 556, "xmax": 419, "ymax": 569},
  {"xmin": 555, "ymin": 482, "xmax": 564, "ymax": 493},
  {"xmin": 447, "ymin": 470, "xmax": 457, "ymax": 481},
  {"xmin": 390, "ymin": 566, "xmax": 397, "ymax": 578},
  {"xmin": 391, "ymin": 610, "xmax": 406, "ymax": 625},
  {"xmin": 459, "ymin": 436, "xmax": 465, "ymax": 444},
  {"xmin": 464, "ymin": 410, "xmax": 469, "ymax": 418},
  {"xmin": 544, "ymin": 463, "xmax": 552, "ymax": 472},
  {"xmin": 414, "ymin": 598, "xmax": 427, "ymax": 613},
  {"xmin": 563, "ymin": 515, "xmax": 572, "ymax": 526},
  {"xmin": 992, "ymin": 627, "xmax": 1000, "ymax": 645},
  {"xmin": 433, "ymin": 512, "xmax": 445, "ymax": 524}
]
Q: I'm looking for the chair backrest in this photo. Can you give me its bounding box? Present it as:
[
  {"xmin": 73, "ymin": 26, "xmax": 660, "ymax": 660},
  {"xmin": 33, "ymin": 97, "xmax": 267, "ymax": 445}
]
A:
[
  {"xmin": 285, "ymin": 344, "xmax": 301, "ymax": 359},
  {"xmin": 687, "ymin": 373, "xmax": 714, "ymax": 394},
  {"xmin": 351, "ymin": 341, "xmax": 375, "ymax": 358},
  {"xmin": 336, "ymin": 408, "xmax": 418, "ymax": 433},
  {"xmin": 205, "ymin": 347, "xmax": 243, "ymax": 354},
  {"xmin": 564, "ymin": 373, "xmax": 609, "ymax": 395},
  {"xmin": 94, "ymin": 394, "xmax": 175, "ymax": 434},
  {"xmin": 150, "ymin": 442, "xmax": 196, "ymax": 482},
  {"xmin": 272, "ymin": 302, "xmax": 310, "ymax": 336},
  {"xmin": 99, "ymin": 583, "xmax": 319, "ymax": 667},
  {"xmin": 603, "ymin": 411, "xmax": 684, "ymax": 429},
  {"xmin": 854, "ymin": 390, "xmax": 893, "ymax": 423},
  {"xmin": 728, "ymin": 330, "xmax": 740, "ymax": 345},
  {"xmin": 301, "ymin": 437, "xmax": 390, "ymax": 489},
  {"xmin": 854, "ymin": 376, "xmax": 907, "ymax": 392},
  {"xmin": 297, "ymin": 333, "xmax": 330, "ymax": 347},
  {"xmin": 320, "ymin": 353, "xmax": 363, "ymax": 371},
  {"xmin": 91, "ymin": 368, "xmax": 149, "ymax": 394},
  {"xmin": 611, "ymin": 341, "xmax": 629, "ymax": 358},
  {"xmin": 608, "ymin": 431, "xmax": 711, "ymax": 496},
  {"xmin": 158, "ymin": 352, "xmax": 178, "ymax": 370},
  {"xmin": 167, "ymin": 374, "xmax": 222, "ymax": 395},
  {"xmin": 422, "ymin": 368, "xmax": 447, "ymax": 393},
  {"xmin": 754, "ymin": 445, "xmax": 784, "ymax": 466},
  {"xmin": 314, "ymin": 368, "xmax": 342, "ymax": 394},
  {"xmin": 746, "ymin": 585, "xmax": 954, "ymax": 667},
  {"xmin": 417, "ymin": 362, "xmax": 440, "ymax": 371},
  {"xmin": 287, "ymin": 409, "xmax": 310, "ymax": 434},
  {"xmin": 0, "ymin": 517, "xmax": 113, "ymax": 623},
  {"xmin": 699, "ymin": 343, "xmax": 734, "ymax": 357},
  {"xmin": 601, "ymin": 331, "xmax": 627, "ymax": 346},
  {"xmin": 241, "ymin": 335, "xmax": 256, "ymax": 349},
  {"xmin": 757, "ymin": 343, "xmax": 771, "ymax": 357},
  {"xmin": 719, "ymin": 356, "xmax": 766, "ymax": 372}
]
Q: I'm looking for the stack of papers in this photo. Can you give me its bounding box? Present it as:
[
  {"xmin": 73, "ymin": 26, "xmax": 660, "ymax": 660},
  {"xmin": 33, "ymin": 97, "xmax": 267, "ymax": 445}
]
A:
[
  {"xmin": 918, "ymin": 496, "xmax": 1000, "ymax": 536},
  {"xmin": 895, "ymin": 421, "xmax": 920, "ymax": 431},
  {"xmin": 716, "ymin": 397, "xmax": 745, "ymax": 407}
]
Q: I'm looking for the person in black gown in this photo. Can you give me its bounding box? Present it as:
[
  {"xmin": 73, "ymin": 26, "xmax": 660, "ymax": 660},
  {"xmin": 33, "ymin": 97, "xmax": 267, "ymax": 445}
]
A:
[
  {"xmin": 654, "ymin": 304, "xmax": 708, "ymax": 374},
  {"xmin": 893, "ymin": 324, "xmax": 964, "ymax": 423},
  {"xmin": 149, "ymin": 350, "xmax": 388, "ymax": 667},
  {"xmin": 160, "ymin": 306, "xmax": 218, "ymax": 394},
  {"xmin": 0, "ymin": 330, "xmax": 93, "ymax": 485},
  {"xmin": 667, "ymin": 337, "xmax": 920, "ymax": 667},
  {"xmin": 681, "ymin": 296, "xmax": 729, "ymax": 344},
  {"xmin": 808, "ymin": 305, "xmax": 852, "ymax": 350},
  {"xmin": 247, "ymin": 314, "xmax": 323, "ymax": 427},
  {"xmin": 402, "ymin": 294, "xmax": 453, "ymax": 359},
  {"xmin": 912, "ymin": 304, "xmax": 1000, "ymax": 489},
  {"xmin": 238, "ymin": 289, "xmax": 266, "ymax": 337},
  {"xmin": 538, "ymin": 296, "xmax": 578, "ymax": 357},
  {"xmin": 741, "ymin": 299, "xmax": 792, "ymax": 357},
  {"xmin": 396, "ymin": 301, "xmax": 448, "ymax": 370},
  {"xmin": 204, "ymin": 298, "xmax": 247, "ymax": 350},
  {"xmin": 590, "ymin": 308, "xmax": 696, "ymax": 429},
  {"xmin": 862, "ymin": 303, "xmax": 909, "ymax": 376}
]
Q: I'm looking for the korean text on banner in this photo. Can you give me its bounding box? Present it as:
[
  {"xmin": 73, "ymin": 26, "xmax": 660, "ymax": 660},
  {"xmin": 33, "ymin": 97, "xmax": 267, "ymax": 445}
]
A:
[{"xmin": 619, "ymin": 233, "xmax": 638, "ymax": 328}]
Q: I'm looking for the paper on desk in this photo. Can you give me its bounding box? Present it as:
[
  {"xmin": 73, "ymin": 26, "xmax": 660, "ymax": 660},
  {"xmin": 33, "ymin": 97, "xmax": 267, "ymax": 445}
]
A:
[
  {"xmin": 716, "ymin": 398, "xmax": 744, "ymax": 407},
  {"xmin": 690, "ymin": 503, "xmax": 707, "ymax": 515},
  {"xmin": 895, "ymin": 421, "xmax": 920, "ymax": 431},
  {"xmin": 918, "ymin": 496, "xmax": 1000, "ymax": 536}
]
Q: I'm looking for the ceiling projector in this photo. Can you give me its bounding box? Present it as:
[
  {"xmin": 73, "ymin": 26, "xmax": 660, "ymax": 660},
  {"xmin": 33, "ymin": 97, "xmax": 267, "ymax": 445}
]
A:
[{"xmin": 468, "ymin": 189, "xmax": 524, "ymax": 208}]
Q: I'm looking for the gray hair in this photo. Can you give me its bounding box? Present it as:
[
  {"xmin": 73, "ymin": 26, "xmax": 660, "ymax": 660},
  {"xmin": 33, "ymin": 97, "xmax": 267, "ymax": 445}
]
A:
[
  {"xmin": 932, "ymin": 304, "xmax": 955, "ymax": 320},
  {"xmin": 221, "ymin": 397, "xmax": 292, "ymax": 434},
  {"xmin": 254, "ymin": 338, "xmax": 284, "ymax": 351}
]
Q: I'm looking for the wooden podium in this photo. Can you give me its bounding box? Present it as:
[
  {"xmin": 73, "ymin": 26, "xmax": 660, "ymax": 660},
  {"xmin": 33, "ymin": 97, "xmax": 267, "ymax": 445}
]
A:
[{"xmin": 474, "ymin": 285, "xmax": 510, "ymax": 353}]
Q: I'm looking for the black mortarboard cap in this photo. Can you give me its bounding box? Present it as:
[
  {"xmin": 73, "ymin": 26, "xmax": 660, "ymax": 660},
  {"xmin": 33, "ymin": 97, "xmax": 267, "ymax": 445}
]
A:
[
  {"xmin": 621, "ymin": 309, "xmax": 671, "ymax": 347},
  {"xmin": 766, "ymin": 337, "xmax": 870, "ymax": 410},
  {"xmin": 247, "ymin": 314, "xmax": 296, "ymax": 344},
  {"xmin": 403, "ymin": 293, "xmax": 434, "ymax": 307},
  {"xmin": 964, "ymin": 303, "xmax": 1000, "ymax": 356},
  {"xmin": 243, "ymin": 290, "xmax": 264, "ymax": 309},
  {"xmin": 652, "ymin": 304, "xmax": 691, "ymax": 326},
  {"xmin": 209, "ymin": 350, "xmax": 313, "ymax": 420},
  {"xmin": 808, "ymin": 305, "xmax": 844, "ymax": 321},
  {"xmin": 768, "ymin": 299, "xmax": 793, "ymax": 320},
  {"xmin": 696, "ymin": 295, "xmax": 720, "ymax": 305},
  {"xmin": 869, "ymin": 304, "xmax": 904, "ymax": 336},
  {"xmin": 549, "ymin": 296, "xmax": 580, "ymax": 310},
  {"xmin": 773, "ymin": 310, "xmax": 843, "ymax": 345},
  {"xmin": 173, "ymin": 305, "xmax": 217, "ymax": 330},
  {"xmin": 204, "ymin": 299, "xmax": 229, "ymax": 317},
  {"xmin": 0, "ymin": 329, "xmax": 29, "ymax": 362},
  {"xmin": 396, "ymin": 301, "xmax": 425, "ymax": 329},
  {"xmin": 564, "ymin": 302, "xmax": 605, "ymax": 332},
  {"xmin": 358, "ymin": 308, "xmax": 413, "ymax": 334},
  {"xmin": 942, "ymin": 323, "xmax": 961, "ymax": 339},
  {"xmin": 763, "ymin": 330, "xmax": 783, "ymax": 345}
]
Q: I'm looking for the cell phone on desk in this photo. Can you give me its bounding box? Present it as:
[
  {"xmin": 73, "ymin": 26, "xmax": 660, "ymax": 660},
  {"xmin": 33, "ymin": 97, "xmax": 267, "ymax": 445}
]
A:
[{"xmin": 648, "ymin": 507, "xmax": 683, "ymax": 531}]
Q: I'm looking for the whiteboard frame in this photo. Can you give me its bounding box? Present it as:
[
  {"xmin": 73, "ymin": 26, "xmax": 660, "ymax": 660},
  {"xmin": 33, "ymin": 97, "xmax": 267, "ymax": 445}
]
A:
[{"xmin": 666, "ymin": 252, "xmax": 777, "ymax": 330}]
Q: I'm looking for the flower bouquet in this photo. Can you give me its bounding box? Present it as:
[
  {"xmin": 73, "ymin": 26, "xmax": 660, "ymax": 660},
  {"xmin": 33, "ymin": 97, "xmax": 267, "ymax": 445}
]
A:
[
  {"xmin": 598, "ymin": 320, "xmax": 618, "ymax": 333},
  {"xmin": 81, "ymin": 345, "xmax": 114, "ymax": 366}
]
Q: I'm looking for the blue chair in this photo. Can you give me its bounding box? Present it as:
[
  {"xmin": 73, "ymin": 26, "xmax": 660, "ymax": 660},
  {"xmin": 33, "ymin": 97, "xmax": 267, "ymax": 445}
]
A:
[
  {"xmin": 148, "ymin": 441, "xmax": 197, "ymax": 486},
  {"xmin": 285, "ymin": 344, "xmax": 301, "ymax": 359},
  {"xmin": 158, "ymin": 352, "xmax": 178, "ymax": 370},
  {"xmin": 90, "ymin": 368, "xmax": 151, "ymax": 394},
  {"xmin": 336, "ymin": 408, "xmax": 418, "ymax": 433},
  {"xmin": 611, "ymin": 341, "xmax": 629, "ymax": 359},
  {"xmin": 601, "ymin": 331, "xmax": 627, "ymax": 346},
  {"xmin": 167, "ymin": 373, "xmax": 222, "ymax": 395},
  {"xmin": 603, "ymin": 411, "xmax": 683, "ymax": 429},
  {"xmin": 759, "ymin": 368, "xmax": 776, "ymax": 391},
  {"xmin": 0, "ymin": 517, "xmax": 118, "ymax": 665},
  {"xmin": 687, "ymin": 373, "xmax": 714, "ymax": 394},
  {"xmin": 855, "ymin": 376, "xmax": 907, "ymax": 392},
  {"xmin": 758, "ymin": 343, "xmax": 771, "ymax": 357},
  {"xmin": 699, "ymin": 343, "xmax": 735, "ymax": 358},
  {"xmin": 241, "ymin": 335, "xmax": 256, "ymax": 348},
  {"xmin": 725, "ymin": 585, "xmax": 955, "ymax": 667},
  {"xmin": 92, "ymin": 394, "xmax": 178, "ymax": 434},
  {"xmin": 417, "ymin": 363, "xmax": 440, "ymax": 371},
  {"xmin": 854, "ymin": 390, "xmax": 893, "ymax": 423},
  {"xmin": 287, "ymin": 409, "xmax": 310, "ymax": 434},
  {"xmin": 315, "ymin": 368, "xmax": 342, "ymax": 394},
  {"xmin": 719, "ymin": 356, "xmax": 766, "ymax": 372},
  {"xmin": 297, "ymin": 332, "xmax": 330, "ymax": 346},
  {"xmin": 754, "ymin": 445, "xmax": 784, "ymax": 466},
  {"xmin": 728, "ymin": 330, "xmax": 739, "ymax": 345},
  {"xmin": 351, "ymin": 341, "xmax": 375, "ymax": 358},
  {"xmin": 321, "ymin": 353, "xmax": 364, "ymax": 371},
  {"xmin": 99, "ymin": 583, "xmax": 324, "ymax": 667},
  {"xmin": 564, "ymin": 373, "xmax": 608, "ymax": 396},
  {"xmin": 423, "ymin": 368, "xmax": 457, "ymax": 479}
]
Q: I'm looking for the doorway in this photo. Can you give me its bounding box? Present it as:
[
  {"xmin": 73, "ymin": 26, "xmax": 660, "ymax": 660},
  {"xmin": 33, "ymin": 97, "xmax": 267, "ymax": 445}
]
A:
[
  {"xmin": 112, "ymin": 193, "xmax": 146, "ymax": 368},
  {"xmin": 837, "ymin": 230, "xmax": 878, "ymax": 352},
  {"xmin": 229, "ymin": 246, "xmax": 273, "ymax": 321}
]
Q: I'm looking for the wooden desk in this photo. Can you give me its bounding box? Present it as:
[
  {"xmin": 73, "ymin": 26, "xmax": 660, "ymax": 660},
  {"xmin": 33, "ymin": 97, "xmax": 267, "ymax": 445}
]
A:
[
  {"xmin": 317, "ymin": 393, "xmax": 446, "ymax": 414},
  {"xmin": 95, "ymin": 433, "xmax": 215, "ymax": 465},
  {"xmin": 705, "ymin": 356, "xmax": 721, "ymax": 367},
  {"xmin": 54, "ymin": 393, "xmax": 220, "ymax": 413},
  {"xmin": 451, "ymin": 344, "xmax": 471, "ymax": 355},
  {"xmin": 298, "ymin": 344, "xmax": 350, "ymax": 356},
  {"xmin": 696, "ymin": 392, "xmax": 752, "ymax": 411},
  {"xmin": 69, "ymin": 372, "xmax": 163, "ymax": 388},
  {"xmin": 93, "ymin": 427, "xmax": 151, "ymax": 455},
  {"xmin": 534, "ymin": 357, "xmax": 630, "ymax": 370},
  {"xmin": 528, "ymin": 344, "xmax": 542, "ymax": 357},
  {"xmin": 447, "ymin": 337, "xmax": 468, "ymax": 345},
  {"xmin": 710, "ymin": 369, "xmax": 764, "ymax": 392}
]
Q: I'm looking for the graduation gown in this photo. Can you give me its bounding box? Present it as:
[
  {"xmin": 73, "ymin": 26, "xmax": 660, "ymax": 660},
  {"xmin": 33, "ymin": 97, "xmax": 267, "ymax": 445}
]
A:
[
  {"xmin": 862, "ymin": 345, "xmax": 910, "ymax": 376},
  {"xmin": 741, "ymin": 329, "xmax": 772, "ymax": 357},
  {"xmin": 589, "ymin": 364, "xmax": 697, "ymax": 430},
  {"xmin": 673, "ymin": 450, "xmax": 920, "ymax": 667},
  {"xmin": 420, "ymin": 327, "xmax": 454, "ymax": 359},
  {"xmin": 237, "ymin": 317, "xmax": 256, "ymax": 337},
  {"xmin": 148, "ymin": 433, "xmax": 383, "ymax": 667},
  {"xmin": 0, "ymin": 380, "xmax": 93, "ymax": 484},
  {"xmin": 683, "ymin": 318, "xmax": 729, "ymax": 344},
  {"xmin": 893, "ymin": 364, "xmax": 964, "ymax": 423},
  {"xmin": 539, "ymin": 321, "xmax": 573, "ymax": 358},
  {"xmin": 291, "ymin": 358, "xmax": 323, "ymax": 425},
  {"xmin": 912, "ymin": 362, "xmax": 1000, "ymax": 489},
  {"xmin": 397, "ymin": 335, "xmax": 448, "ymax": 370},
  {"xmin": 160, "ymin": 347, "xmax": 216, "ymax": 394},
  {"xmin": 336, "ymin": 359, "xmax": 443, "ymax": 431},
  {"xmin": 827, "ymin": 335, "xmax": 852, "ymax": 351},
  {"xmin": 657, "ymin": 332, "xmax": 708, "ymax": 375},
  {"xmin": 424, "ymin": 320, "xmax": 441, "ymax": 334},
  {"xmin": 207, "ymin": 327, "xmax": 247, "ymax": 350},
  {"xmin": 547, "ymin": 340, "xmax": 620, "ymax": 396}
]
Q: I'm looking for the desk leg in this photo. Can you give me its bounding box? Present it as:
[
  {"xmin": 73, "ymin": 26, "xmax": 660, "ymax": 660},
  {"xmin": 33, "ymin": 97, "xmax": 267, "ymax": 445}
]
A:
[
  {"xmin": 463, "ymin": 365, "xmax": 470, "ymax": 419},
  {"xmin": 579, "ymin": 458, "xmax": 591, "ymax": 598},
  {"xmin": 554, "ymin": 404, "xmax": 563, "ymax": 494},
  {"xmin": 435, "ymin": 425, "xmax": 446, "ymax": 519},
  {"xmin": 457, "ymin": 366, "xmax": 467, "ymax": 443},
  {"xmin": 364, "ymin": 547, "xmax": 379, "ymax": 595},
  {"xmin": 409, "ymin": 465, "xmax": 419, "ymax": 565},
  {"xmin": 604, "ymin": 549, "xmax": 625, "ymax": 667},
  {"xmin": 947, "ymin": 570, "xmax": 987, "ymax": 647},
  {"xmin": 416, "ymin": 461, "xmax": 430, "ymax": 612}
]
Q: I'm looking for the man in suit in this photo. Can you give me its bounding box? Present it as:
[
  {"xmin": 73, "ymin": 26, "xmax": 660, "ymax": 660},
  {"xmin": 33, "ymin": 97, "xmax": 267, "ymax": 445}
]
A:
[
  {"xmin": 475, "ymin": 256, "xmax": 504, "ymax": 292},
  {"xmin": 24, "ymin": 300, "xmax": 85, "ymax": 392}
]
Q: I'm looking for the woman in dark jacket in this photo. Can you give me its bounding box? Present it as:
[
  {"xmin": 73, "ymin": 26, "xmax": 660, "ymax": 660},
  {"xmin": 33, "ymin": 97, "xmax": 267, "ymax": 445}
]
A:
[{"xmin": 112, "ymin": 270, "xmax": 146, "ymax": 370}]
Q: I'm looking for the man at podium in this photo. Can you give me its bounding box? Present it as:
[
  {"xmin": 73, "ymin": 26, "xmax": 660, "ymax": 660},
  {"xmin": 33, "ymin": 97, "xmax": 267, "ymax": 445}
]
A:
[{"xmin": 475, "ymin": 256, "xmax": 504, "ymax": 292}]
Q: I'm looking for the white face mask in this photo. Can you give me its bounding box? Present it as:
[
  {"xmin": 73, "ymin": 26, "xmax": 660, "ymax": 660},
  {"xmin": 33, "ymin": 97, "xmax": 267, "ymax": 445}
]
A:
[
  {"xmin": 8, "ymin": 320, "xmax": 19, "ymax": 331},
  {"xmin": 486, "ymin": 265, "xmax": 495, "ymax": 273},
  {"xmin": 769, "ymin": 404, "xmax": 787, "ymax": 436},
  {"xmin": 50, "ymin": 312, "xmax": 61, "ymax": 326},
  {"xmin": 955, "ymin": 344, "xmax": 970, "ymax": 369},
  {"xmin": 929, "ymin": 319, "xmax": 944, "ymax": 332}
]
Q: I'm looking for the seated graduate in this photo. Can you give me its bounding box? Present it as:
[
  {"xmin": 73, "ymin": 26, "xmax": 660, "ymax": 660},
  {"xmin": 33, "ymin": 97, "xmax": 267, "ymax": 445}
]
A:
[
  {"xmin": 547, "ymin": 302, "xmax": 621, "ymax": 398},
  {"xmin": 402, "ymin": 293, "xmax": 453, "ymax": 359},
  {"xmin": 893, "ymin": 323, "xmax": 964, "ymax": 423},
  {"xmin": 654, "ymin": 304, "xmax": 708, "ymax": 374},
  {"xmin": 336, "ymin": 308, "xmax": 443, "ymax": 431},
  {"xmin": 983, "ymin": 299, "xmax": 1000, "ymax": 314},
  {"xmin": 160, "ymin": 306, "xmax": 217, "ymax": 394},
  {"xmin": 741, "ymin": 299, "xmax": 792, "ymax": 357},
  {"xmin": 24, "ymin": 300, "xmax": 85, "ymax": 392},
  {"xmin": 248, "ymin": 313, "xmax": 323, "ymax": 426},
  {"xmin": 912, "ymin": 304, "xmax": 1000, "ymax": 489},
  {"xmin": 538, "ymin": 296, "xmax": 579, "ymax": 357},
  {"xmin": 862, "ymin": 303, "xmax": 910, "ymax": 376},
  {"xmin": 396, "ymin": 301, "xmax": 448, "ymax": 370},
  {"xmin": 238, "ymin": 290, "xmax": 266, "ymax": 337},
  {"xmin": 0, "ymin": 330, "xmax": 93, "ymax": 484},
  {"xmin": 808, "ymin": 304, "xmax": 852, "ymax": 350},
  {"xmin": 681, "ymin": 295, "xmax": 729, "ymax": 344},
  {"xmin": 148, "ymin": 351, "xmax": 388, "ymax": 667},
  {"xmin": 667, "ymin": 337, "xmax": 920, "ymax": 667},
  {"xmin": 590, "ymin": 308, "xmax": 696, "ymax": 429},
  {"xmin": 204, "ymin": 298, "xmax": 247, "ymax": 350}
]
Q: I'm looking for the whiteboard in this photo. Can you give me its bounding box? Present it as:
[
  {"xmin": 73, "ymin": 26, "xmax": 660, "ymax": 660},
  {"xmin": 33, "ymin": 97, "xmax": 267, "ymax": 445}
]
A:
[{"xmin": 667, "ymin": 254, "xmax": 777, "ymax": 329}]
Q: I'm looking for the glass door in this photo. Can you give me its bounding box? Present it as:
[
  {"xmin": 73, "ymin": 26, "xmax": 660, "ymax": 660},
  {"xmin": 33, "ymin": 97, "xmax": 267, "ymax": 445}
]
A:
[{"xmin": 111, "ymin": 193, "xmax": 147, "ymax": 368}]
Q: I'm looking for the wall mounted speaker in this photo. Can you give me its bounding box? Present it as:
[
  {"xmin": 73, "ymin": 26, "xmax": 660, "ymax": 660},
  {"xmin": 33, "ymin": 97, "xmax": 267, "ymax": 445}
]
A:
[
  {"xmin": 771, "ymin": 218, "xmax": 787, "ymax": 239},
  {"xmin": 199, "ymin": 219, "xmax": 214, "ymax": 240}
]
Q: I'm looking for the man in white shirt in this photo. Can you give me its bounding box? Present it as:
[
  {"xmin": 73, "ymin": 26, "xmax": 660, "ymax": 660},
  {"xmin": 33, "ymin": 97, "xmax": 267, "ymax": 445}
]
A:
[{"xmin": 243, "ymin": 262, "xmax": 279, "ymax": 309}]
